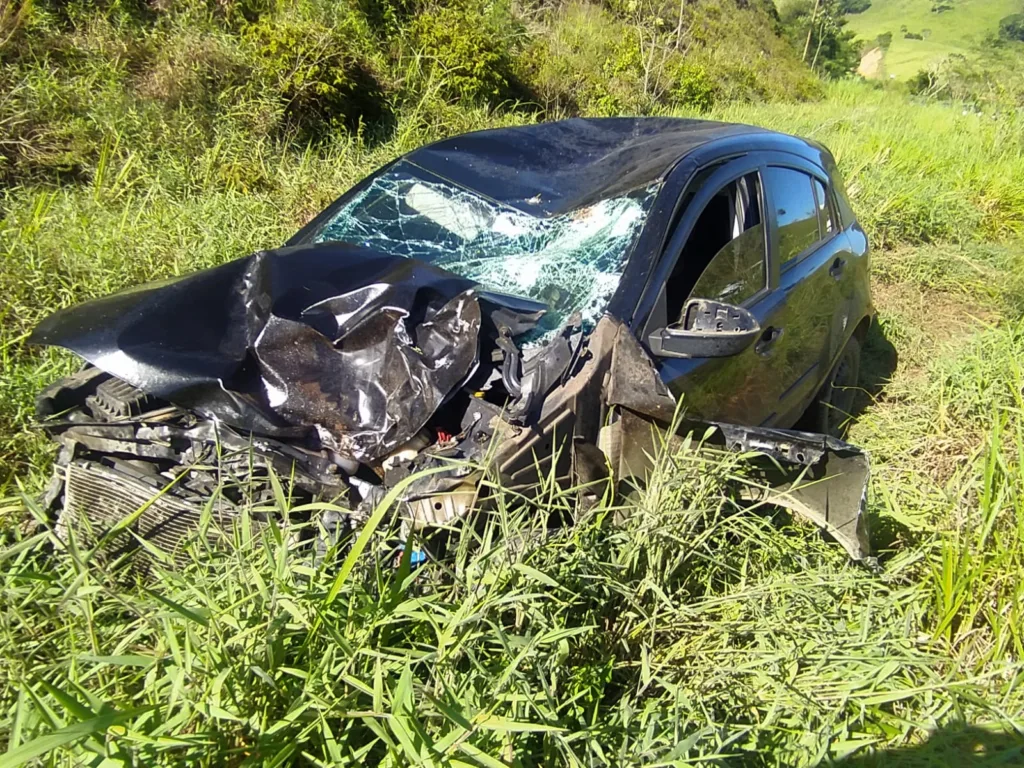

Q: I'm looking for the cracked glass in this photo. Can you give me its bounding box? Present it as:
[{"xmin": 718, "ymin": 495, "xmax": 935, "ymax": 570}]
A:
[{"xmin": 311, "ymin": 161, "xmax": 660, "ymax": 344}]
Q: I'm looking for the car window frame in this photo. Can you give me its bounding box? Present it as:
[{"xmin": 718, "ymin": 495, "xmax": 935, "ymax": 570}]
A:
[
  {"xmin": 683, "ymin": 171, "xmax": 770, "ymax": 310},
  {"xmin": 812, "ymin": 177, "xmax": 836, "ymax": 239},
  {"xmin": 635, "ymin": 154, "xmax": 774, "ymax": 340},
  {"xmin": 761, "ymin": 158, "xmax": 841, "ymax": 274}
]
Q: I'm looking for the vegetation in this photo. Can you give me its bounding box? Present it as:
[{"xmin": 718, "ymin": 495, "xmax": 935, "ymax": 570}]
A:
[
  {"xmin": 1000, "ymin": 11, "xmax": 1024, "ymax": 41},
  {"xmin": 2, "ymin": 0, "xmax": 1024, "ymax": 765},
  {"xmin": 906, "ymin": 46, "xmax": 1024, "ymax": 111},
  {"xmin": 779, "ymin": 0, "xmax": 862, "ymax": 77},
  {"xmin": 840, "ymin": 0, "xmax": 872, "ymax": 13},
  {"xmin": 842, "ymin": 0, "xmax": 1021, "ymax": 78}
]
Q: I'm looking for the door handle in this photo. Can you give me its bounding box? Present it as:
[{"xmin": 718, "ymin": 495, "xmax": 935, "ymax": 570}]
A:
[
  {"xmin": 829, "ymin": 257, "xmax": 847, "ymax": 279},
  {"xmin": 755, "ymin": 326, "xmax": 783, "ymax": 355}
]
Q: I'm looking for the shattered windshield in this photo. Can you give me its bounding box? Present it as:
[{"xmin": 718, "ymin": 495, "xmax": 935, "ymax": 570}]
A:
[{"xmin": 310, "ymin": 162, "xmax": 659, "ymax": 343}]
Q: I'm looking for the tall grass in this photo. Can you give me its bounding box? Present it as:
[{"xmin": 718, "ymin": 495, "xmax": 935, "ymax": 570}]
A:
[
  {"xmin": 2, "ymin": 412, "xmax": 1022, "ymax": 765},
  {"xmin": 705, "ymin": 81, "xmax": 1024, "ymax": 247}
]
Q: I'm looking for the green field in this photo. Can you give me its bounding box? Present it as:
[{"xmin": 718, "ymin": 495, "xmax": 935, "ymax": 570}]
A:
[
  {"xmin": 844, "ymin": 0, "xmax": 1020, "ymax": 78},
  {"xmin": 2, "ymin": 2, "xmax": 1024, "ymax": 765}
]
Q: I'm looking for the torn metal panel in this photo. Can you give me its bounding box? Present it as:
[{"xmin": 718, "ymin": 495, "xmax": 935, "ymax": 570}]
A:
[
  {"xmin": 483, "ymin": 316, "xmax": 872, "ymax": 560},
  {"xmin": 29, "ymin": 245, "xmax": 541, "ymax": 463},
  {"xmin": 602, "ymin": 409, "xmax": 871, "ymax": 561}
]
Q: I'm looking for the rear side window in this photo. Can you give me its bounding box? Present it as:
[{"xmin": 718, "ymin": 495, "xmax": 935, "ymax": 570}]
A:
[{"xmin": 764, "ymin": 167, "xmax": 819, "ymax": 264}]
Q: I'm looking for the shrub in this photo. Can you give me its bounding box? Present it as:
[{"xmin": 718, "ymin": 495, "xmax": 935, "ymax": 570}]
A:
[
  {"xmin": 409, "ymin": 3, "xmax": 522, "ymax": 104},
  {"xmin": 906, "ymin": 51, "xmax": 1024, "ymax": 112},
  {"xmin": 518, "ymin": 3, "xmax": 648, "ymax": 115},
  {"xmin": 670, "ymin": 60, "xmax": 717, "ymax": 111},
  {"xmin": 244, "ymin": 13, "xmax": 390, "ymax": 140},
  {"xmin": 683, "ymin": 0, "xmax": 823, "ymax": 98},
  {"xmin": 999, "ymin": 13, "xmax": 1024, "ymax": 42},
  {"xmin": 907, "ymin": 67, "xmax": 938, "ymax": 95},
  {"xmin": 840, "ymin": 0, "xmax": 871, "ymax": 13},
  {"xmin": 357, "ymin": 0, "xmax": 422, "ymax": 37}
]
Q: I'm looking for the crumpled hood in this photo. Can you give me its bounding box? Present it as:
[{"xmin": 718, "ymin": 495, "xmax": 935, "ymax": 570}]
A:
[{"xmin": 29, "ymin": 242, "xmax": 543, "ymax": 461}]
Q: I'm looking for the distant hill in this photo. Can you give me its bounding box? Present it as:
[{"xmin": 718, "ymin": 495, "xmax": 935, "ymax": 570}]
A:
[{"xmin": 843, "ymin": 0, "xmax": 1020, "ymax": 78}]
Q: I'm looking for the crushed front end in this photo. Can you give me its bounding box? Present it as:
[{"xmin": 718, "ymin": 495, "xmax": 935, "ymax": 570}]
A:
[{"xmin": 30, "ymin": 246, "xmax": 871, "ymax": 568}]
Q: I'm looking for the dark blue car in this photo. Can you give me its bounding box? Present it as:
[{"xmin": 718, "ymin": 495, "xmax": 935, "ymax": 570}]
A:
[
  {"xmin": 289, "ymin": 117, "xmax": 873, "ymax": 435},
  {"xmin": 32, "ymin": 118, "xmax": 875, "ymax": 563}
]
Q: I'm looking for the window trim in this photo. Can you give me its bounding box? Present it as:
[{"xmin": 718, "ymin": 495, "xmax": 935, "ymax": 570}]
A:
[{"xmin": 812, "ymin": 177, "xmax": 838, "ymax": 242}]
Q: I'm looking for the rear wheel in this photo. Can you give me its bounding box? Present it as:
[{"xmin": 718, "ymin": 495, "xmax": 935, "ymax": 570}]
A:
[{"xmin": 803, "ymin": 335, "xmax": 862, "ymax": 438}]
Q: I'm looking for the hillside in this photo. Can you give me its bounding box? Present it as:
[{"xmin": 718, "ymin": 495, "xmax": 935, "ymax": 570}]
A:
[{"xmin": 844, "ymin": 0, "xmax": 1020, "ymax": 78}]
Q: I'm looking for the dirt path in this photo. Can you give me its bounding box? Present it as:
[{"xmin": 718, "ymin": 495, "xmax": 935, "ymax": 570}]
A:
[{"xmin": 858, "ymin": 47, "xmax": 885, "ymax": 79}]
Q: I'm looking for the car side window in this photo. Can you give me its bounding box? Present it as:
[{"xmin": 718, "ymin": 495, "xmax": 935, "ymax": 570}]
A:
[
  {"xmin": 663, "ymin": 172, "xmax": 766, "ymax": 320},
  {"xmin": 812, "ymin": 178, "xmax": 834, "ymax": 236},
  {"xmin": 764, "ymin": 166, "xmax": 820, "ymax": 265}
]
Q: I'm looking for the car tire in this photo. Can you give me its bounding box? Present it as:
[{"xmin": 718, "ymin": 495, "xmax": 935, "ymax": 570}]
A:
[{"xmin": 804, "ymin": 335, "xmax": 862, "ymax": 438}]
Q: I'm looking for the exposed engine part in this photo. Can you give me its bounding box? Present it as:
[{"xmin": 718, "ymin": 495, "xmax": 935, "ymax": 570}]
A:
[
  {"xmin": 86, "ymin": 377, "xmax": 156, "ymax": 420},
  {"xmin": 58, "ymin": 460, "xmax": 245, "ymax": 573}
]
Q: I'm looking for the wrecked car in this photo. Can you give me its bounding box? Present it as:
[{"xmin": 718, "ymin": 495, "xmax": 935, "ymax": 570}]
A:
[{"xmin": 29, "ymin": 117, "xmax": 874, "ymax": 566}]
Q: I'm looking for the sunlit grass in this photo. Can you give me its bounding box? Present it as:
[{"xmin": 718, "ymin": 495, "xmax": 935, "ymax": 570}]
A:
[{"xmin": 2, "ymin": 397, "xmax": 1022, "ymax": 765}]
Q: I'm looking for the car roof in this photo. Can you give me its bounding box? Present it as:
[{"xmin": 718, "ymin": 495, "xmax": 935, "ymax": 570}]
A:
[{"xmin": 401, "ymin": 117, "xmax": 782, "ymax": 217}]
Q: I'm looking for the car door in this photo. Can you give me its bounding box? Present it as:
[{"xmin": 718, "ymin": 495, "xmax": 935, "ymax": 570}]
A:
[
  {"xmin": 761, "ymin": 163, "xmax": 853, "ymax": 424},
  {"xmin": 639, "ymin": 155, "xmax": 846, "ymax": 427},
  {"xmin": 640, "ymin": 159, "xmax": 785, "ymax": 425}
]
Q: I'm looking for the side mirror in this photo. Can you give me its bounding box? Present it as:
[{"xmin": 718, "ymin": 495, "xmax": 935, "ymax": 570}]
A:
[{"xmin": 648, "ymin": 298, "xmax": 760, "ymax": 359}]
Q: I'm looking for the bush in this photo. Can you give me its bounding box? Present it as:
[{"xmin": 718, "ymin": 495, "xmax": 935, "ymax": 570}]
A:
[
  {"xmin": 409, "ymin": 3, "xmax": 522, "ymax": 104},
  {"xmin": 518, "ymin": 3, "xmax": 648, "ymax": 115},
  {"xmin": 907, "ymin": 68, "xmax": 938, "ymax": 95},
  {"xmin": 999, "ymin": 13, "xmax": 1024, "ymax": 42},
  {"xmin": 840, "ymin": 0, "xmax": 871, "ymax": 13},
  {"xmin": 244, "ymin": 13, "xmax": 390, "ymax": 139},
  {"xmin": 683, "ymin": 0, "xmax": 823, "ymax": 98},
  {"xmin": 905, "ymin": 51, "xmax": 1024, "ymax": 113},
  {"xmin": 670, "ymin": 60, "xmax": 717, "ymax": 111}
]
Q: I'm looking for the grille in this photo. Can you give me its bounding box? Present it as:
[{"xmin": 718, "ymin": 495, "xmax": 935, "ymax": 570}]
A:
[{"xmin": 61, "ymin": 461, "xmax": 243, "ymax": 570}]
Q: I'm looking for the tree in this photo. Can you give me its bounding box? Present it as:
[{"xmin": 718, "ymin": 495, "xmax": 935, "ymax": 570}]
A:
[{"xmin": 781, "ymin": 0, "xmax": 861, "ymax": 77}]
